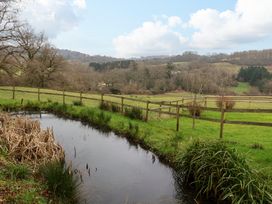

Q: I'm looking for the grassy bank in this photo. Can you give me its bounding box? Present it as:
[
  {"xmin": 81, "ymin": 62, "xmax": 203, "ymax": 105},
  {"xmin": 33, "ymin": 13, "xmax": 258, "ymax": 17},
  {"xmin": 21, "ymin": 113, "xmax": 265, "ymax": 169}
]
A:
[
  {"xmin": 0, "ymin": 97, "xmax": 272, "ymax": 202},
  {"xmin": 0, "ymin": 155, "xmax": 47, "ymax": 203},
  {"xmin": 0, "ymin": 112, "xmax": 79, "ymax": 203},
  {"xmin": 0, "ymin": 98, "xmax": 271, "ymax": 173}
]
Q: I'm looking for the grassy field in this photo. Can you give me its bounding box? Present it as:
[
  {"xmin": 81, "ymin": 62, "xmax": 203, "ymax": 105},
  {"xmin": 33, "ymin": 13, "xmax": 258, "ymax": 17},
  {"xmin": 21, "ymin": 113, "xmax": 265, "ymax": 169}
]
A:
[
  {"xmin": 230, "ymin": 82, "xmax": 251, "ymax": 95},
  {"xmin": 0, "ymin": 86, "xmax": 272, "ymax": 178}
]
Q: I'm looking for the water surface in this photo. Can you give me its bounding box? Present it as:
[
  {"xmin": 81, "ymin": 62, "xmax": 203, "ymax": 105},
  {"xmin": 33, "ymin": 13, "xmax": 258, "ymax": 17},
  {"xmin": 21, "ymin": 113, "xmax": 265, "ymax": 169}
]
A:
[{"xmin": 31, "ymin": 114, "xmax": 193, "ymax": 204}]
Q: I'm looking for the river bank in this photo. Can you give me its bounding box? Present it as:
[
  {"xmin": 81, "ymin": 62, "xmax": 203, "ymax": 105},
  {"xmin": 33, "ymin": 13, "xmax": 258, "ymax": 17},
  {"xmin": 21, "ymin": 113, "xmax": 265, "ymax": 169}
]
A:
[{"xmin": 0, "ymin": 99, "xmax": 271, "ymax": 203}]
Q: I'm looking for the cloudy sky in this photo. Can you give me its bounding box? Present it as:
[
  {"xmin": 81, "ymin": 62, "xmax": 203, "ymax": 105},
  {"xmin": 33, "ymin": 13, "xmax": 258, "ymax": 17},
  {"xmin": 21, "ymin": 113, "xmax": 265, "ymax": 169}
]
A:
[{"xmin": 20, "ymin": 0, "xmax": 272, "ymax": 58}]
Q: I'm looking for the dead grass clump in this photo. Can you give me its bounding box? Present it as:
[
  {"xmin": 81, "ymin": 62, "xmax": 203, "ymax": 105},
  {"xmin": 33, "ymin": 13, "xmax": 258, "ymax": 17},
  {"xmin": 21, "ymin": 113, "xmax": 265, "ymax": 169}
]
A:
[
  {"xmin": 0, "ymin": 113, "xmax": 64, "ymax": 167},
  {"xmin": 216, "ymin": 97, "xmax": 236, "ymax": 110},
  {"xmin": 187, "ymin": 102, "xmax": 203, "ymax": 117}
]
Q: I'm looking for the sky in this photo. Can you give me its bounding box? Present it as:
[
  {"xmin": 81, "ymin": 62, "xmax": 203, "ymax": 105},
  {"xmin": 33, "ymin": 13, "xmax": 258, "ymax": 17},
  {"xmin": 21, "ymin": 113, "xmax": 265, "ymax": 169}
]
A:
[{"xmin": 19, "ymin": 0, "xmax": 272, "ymax": 58}]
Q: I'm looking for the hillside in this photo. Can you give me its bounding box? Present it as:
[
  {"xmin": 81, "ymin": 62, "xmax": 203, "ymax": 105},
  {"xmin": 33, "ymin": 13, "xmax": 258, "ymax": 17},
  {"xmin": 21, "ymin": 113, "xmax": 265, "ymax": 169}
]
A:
[
  {"xmin": 57, "ymin": 49, "xmax": 122, "ymax": 63},
  {"xmin": 58, "ymin": 49, "xmax": 272, "ymax": 66}
]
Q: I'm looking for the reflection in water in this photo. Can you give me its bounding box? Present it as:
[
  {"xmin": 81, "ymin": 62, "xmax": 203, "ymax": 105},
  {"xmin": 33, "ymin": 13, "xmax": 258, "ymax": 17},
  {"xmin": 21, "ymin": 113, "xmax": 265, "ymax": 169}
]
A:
[{"xmin": 29, "ymin": 114, "xmax": 194, "ymax": 204}]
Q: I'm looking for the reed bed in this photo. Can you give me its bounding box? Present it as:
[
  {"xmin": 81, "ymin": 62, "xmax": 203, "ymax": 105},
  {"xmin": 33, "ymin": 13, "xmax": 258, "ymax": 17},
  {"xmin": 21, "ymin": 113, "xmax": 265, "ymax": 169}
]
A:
[{"xmin": 0, "ymin": 113, "xmax": 64, "ymax": 166}]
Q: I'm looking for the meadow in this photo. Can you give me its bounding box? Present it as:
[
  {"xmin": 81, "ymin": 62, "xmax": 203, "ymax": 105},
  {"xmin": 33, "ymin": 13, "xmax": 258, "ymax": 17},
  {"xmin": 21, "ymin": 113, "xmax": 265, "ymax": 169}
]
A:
[{"xmin": 0, "ymin": 86, "xmax": 271, "ymax": 178}]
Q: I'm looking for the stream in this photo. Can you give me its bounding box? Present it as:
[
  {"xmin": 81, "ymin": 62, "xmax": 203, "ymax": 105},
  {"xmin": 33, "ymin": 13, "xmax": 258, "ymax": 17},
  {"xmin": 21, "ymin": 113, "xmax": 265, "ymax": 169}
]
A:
[{"xmin": 29, "ymin": 113, "xmax": 194, "ymax": 204}]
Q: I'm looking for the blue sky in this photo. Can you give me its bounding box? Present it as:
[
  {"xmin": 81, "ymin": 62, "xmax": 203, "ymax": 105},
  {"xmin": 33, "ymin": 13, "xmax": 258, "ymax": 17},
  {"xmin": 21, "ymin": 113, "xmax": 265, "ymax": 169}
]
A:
[{"xmin": 20, "ymin": 0, "xmax": 272, "ymax": 58}]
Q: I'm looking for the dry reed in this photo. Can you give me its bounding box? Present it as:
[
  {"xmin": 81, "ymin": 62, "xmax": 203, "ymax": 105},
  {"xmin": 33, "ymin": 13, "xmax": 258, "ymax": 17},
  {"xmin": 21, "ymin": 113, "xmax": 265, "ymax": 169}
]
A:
[{"xmin": 0, "ymin": 113, "xmax": 64, "ymax": 167}]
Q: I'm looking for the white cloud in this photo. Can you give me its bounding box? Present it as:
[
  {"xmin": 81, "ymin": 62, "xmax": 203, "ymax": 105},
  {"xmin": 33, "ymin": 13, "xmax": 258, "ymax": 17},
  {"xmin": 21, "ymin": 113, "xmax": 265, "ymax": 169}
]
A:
[
  {"xmin": 189, "ymin": 0, "xmax": 272, "ymax": 49},
  {"xmin": 19, "ymin": 0, "xmax": 86, "ymax": 38},
  {"xmin": 113, "ymin": 16, "xmax": 187, "ymax": 58},
  {"xmin": 73, "ymin": 0, "xmax": 86, "ymax": 9},
  {"xmin": 168, "ymin": 16, "xmax": 182, "ymax": 27}
]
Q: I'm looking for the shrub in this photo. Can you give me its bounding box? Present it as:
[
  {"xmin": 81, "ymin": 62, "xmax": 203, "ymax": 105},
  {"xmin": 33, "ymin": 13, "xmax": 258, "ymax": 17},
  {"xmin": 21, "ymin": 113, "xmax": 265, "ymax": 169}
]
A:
[
  {"xmin": 111, "ymin": 104, "xmax": 121, "ymax": 113},
  {"xmin": 99, "ymin": 101, "xmax": 111, "ymax": 111},
  {"xmin": 177, "ymin": 140, "xmax": 272, "ymax": 203},
  {"xmin": 124, "ymin": 107, "xmax": 143, "ymax": 120},
  {"xmin": 187, "ymin": 102, "xmax": 203, "ymax": 117},
  {"xmin": 23, "ymin": 101, "xmax": 41, "ymax": 111},
  {"xmin": 216, "ymin": 97, "xmax": 236, "ymax": 110},
  {"xmin": 72, "ymin": 100, "xmax": 83, "ymax": 106},
  {"xmin": 39, "ymin": 160, "xmax": 80, "ymax": 203}
]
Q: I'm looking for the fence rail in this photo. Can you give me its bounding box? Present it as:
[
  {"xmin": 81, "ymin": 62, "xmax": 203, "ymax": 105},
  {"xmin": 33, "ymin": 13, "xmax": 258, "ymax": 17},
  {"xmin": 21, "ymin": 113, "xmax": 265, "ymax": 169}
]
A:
[{"xmin": 0, "ymin": 86, "xmax": 272, "ymax": 138}]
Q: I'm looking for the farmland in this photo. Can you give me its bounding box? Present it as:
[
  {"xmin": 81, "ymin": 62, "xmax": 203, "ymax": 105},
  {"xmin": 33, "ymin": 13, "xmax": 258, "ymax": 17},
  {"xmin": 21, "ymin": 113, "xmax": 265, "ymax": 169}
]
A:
[{"xmin": 0, "ymin": 86, "xmax": 271, "ymax": 179}]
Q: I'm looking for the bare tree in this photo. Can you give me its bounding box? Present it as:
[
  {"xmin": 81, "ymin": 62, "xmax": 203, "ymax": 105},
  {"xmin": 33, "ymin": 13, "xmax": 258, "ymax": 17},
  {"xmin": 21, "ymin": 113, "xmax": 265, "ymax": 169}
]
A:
[{"xmin": 0, "ymin": 1, "xmax": 21, "ymax": 77}]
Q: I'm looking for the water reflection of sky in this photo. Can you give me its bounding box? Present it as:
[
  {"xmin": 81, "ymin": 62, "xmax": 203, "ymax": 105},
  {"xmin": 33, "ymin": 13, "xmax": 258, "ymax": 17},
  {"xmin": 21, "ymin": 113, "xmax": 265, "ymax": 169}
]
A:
[{"xmin": 30, "ymin": 114, "xmax": 193, "ymax": 204}]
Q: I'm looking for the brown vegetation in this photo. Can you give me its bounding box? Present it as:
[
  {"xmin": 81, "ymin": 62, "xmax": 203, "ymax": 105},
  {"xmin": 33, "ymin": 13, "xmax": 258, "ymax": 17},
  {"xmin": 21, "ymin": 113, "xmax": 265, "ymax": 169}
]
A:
[
  {"xmin": 0, "ymin": 113, "xmax": 64, "ymax": 166},
  {"xmin": 216, "ymin": 97, "xmax": 236, "ymax": 110},
  {"xmin": 187, "ymin": 102, "xmax": 203, "ymax": 117}
]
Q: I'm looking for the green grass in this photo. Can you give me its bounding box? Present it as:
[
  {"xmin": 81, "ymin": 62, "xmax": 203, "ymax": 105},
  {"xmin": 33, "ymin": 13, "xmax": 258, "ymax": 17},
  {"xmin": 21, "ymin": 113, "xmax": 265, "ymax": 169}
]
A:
[
  {"xmin": 39, "ymin": 160, "xmax": 80, "ymax": 203},
  {"xmin": 0, "ymin": 156, "xmax": 48, "ymax": 203},
  {"xmin": 0, "ymin": 86, "xmax": 272, "ymax": 199},
  {"xmin": 0, "ymin": 97, "xmax": 271, "ymax": 177},
  {"xmin": 231, "ymin": 82, "xmax": 251, "ymax": 95},
  {"xmin": 177, "ymin": 140, "xmax": 272, "ymax": 203}
]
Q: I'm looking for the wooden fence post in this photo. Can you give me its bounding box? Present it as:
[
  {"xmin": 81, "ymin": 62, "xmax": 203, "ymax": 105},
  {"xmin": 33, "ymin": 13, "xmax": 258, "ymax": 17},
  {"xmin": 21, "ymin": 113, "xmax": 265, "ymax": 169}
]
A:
[
  {"xmin": 121, "ymin": 97, "xmax": 124, "ymax": 113},
  {"xmin": 204, "ymin": 97, "xmax": 207, "ymax": 107},
  {"xmin": 62, "ymin": 90, "xmax": 65, "ymax": 105},
  {"xmin": 101, "ymin": 93, "xmax": 104, "ymax": 103},
  {"xmin": 176, "ymin": 105, "xmax": 180, "ymax": 131},
  {"xmin": 12, "ymin": 86, "xmax": 15, "ymax": 100},
  {"xmin": 168, "ymin": 101, "xmax": 172, "ymax": 113},
  {"xmin": 80, "ymin": 92, "xmax": 83, "ymax": 104},
  {"xmin": 192, "ymin": 94, "xmax": 197, "ymax": 129},
  {"xmin": 38, "ymin": 88, "xmax": 40, "ymax": 102},
  {"xmin": 159, "ymin": 102, "xmax": 162, "ymax": 118},
  {"xmin": 145, "ymin": 101, "xmax": 150, "ymax": 122},
  {"xmin": 220, "ymin": 96, "xmax": 225, "ymax": 139}
]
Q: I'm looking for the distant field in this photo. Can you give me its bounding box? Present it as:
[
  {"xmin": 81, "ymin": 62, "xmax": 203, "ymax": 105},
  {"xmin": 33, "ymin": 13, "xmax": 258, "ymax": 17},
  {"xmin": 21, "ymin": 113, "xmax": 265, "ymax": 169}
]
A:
[
  {"xmin": 230, "ymin": 82, "xmax": 251, "ymax": 95},
  {"xmin": 213, "ymin": 62, "xmax": 241, "ymax": 74}
]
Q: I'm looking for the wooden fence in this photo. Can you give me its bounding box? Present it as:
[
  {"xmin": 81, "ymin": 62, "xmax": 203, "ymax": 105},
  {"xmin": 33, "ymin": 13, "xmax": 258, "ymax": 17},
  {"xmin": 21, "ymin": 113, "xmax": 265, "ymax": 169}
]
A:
[{"xmin": 0, "ymin": 86, "xmax": 272, "ymax": 139}]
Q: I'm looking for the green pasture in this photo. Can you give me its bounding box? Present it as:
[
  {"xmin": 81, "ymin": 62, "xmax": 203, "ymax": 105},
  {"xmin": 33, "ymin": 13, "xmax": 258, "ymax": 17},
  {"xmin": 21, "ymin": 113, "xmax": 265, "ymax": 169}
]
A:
[{"xmin": 0, "ymin": 86, "xmax": 272, "ymax": 178}]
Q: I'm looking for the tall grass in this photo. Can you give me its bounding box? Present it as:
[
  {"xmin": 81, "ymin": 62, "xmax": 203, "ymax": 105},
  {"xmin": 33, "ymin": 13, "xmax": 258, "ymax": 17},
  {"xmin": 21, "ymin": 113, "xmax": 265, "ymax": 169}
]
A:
[
  {"xmin": 124, "ymin": 107, "xmax": 144, "ymax": 120},
  {"xmin": 72, "ymin": 100, "xmax": 83, "ymax": 106},
  {"xmin": 39, "ymin": 160, "xmax": 80, "ymax": 203},
  {"xmin": 176, "ymin": 140, "xmax": 272, "ymax": 203}
]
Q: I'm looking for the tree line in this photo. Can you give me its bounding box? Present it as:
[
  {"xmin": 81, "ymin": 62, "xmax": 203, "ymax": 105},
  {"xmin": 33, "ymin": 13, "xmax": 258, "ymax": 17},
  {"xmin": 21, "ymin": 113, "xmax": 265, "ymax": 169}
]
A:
[
  {"xmin": 0, "ymin": 1, "xmax": 271, "ymax": 95},
  {"xmin": 238, "ymin": 66, "xmax": 272, "ymax": 94}
]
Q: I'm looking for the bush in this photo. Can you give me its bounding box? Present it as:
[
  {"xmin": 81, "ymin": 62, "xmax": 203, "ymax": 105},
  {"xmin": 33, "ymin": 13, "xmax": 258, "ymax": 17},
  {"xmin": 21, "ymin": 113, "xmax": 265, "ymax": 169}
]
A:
[
  {"xmin": 23, "ymin": 101, "xmax": 41, "ymax": 111},
  {"xmin": 99, "ymin": 101, "xmax": 111, "ymax": 111},
  {"xmin": 216, "ymin": 97, "xmax": 236, "ymax": 110},
  {"xmin": 99, "ymin": 102, "xmax": 121, "ymax": 113},
  {"xmin": 39, "ymin": 160, "xmax": 80, "ymax": 203},
  {"xmin": 72, "ymin": 100, "xmax": 83, "ymax": 106},
  {"xmin": 111, "ymin": 104, "xmax": 121, "ymax": 112},
  {"xmin": 177, "ymin": 140, "xmax": 272, "ymax": 203},
  {"xmin": 124, "ymin": 107, "xmax": 144, "ymax": 120},
  {"xmin": 187, "ymin": 102, "xmax": 203, "ymax": 117}
]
